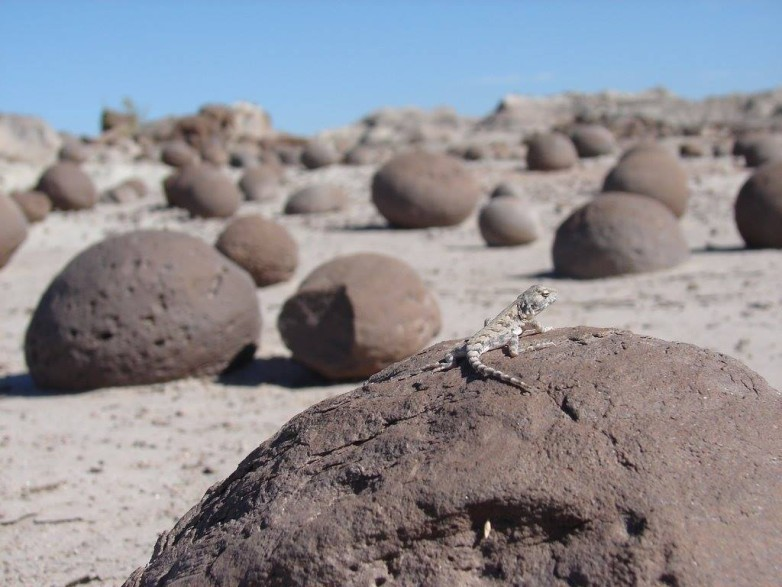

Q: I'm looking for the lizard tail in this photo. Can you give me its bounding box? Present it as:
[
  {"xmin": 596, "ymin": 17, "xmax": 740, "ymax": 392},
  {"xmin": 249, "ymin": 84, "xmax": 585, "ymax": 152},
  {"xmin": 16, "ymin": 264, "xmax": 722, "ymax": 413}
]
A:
[{"xmin": 466, "ymin": 350, "xmax": 537, "ymax": 393}]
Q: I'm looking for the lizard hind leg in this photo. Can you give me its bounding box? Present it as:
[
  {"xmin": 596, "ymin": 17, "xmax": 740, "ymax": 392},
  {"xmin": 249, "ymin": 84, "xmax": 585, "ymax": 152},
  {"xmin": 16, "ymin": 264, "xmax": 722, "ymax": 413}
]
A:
[{"xmin": 466, "ymin": 349, "xmax": 539, "ymax": 393}]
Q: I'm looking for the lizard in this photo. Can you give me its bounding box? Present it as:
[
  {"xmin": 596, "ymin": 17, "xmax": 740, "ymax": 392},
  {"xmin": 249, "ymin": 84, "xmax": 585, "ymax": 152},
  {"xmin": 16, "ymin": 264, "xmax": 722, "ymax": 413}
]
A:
[{"xmin": 405, "ymin": 284, "xmax": 558, "ymax": 391}]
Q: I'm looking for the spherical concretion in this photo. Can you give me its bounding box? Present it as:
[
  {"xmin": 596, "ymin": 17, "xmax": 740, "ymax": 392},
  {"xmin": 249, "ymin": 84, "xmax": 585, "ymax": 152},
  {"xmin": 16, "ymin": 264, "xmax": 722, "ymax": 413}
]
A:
[
  {"xmin": 553, "ymin": 193, "xmax": 689, "ymax": 278},
  {"xmin": 278, "ymin": 253, "xmax": 441, "ymax": 380},
  {"xmin": 569, "ymin": 124, "xmax": 616, "ymax": 158},
  {"xmin": 478, "ymin": 197, "xmax": 540, "ymax": 246},
  {"xmin": 300, "ymin": 140, "xmax": 339, "ymax": 169},
  {"xmin": 215, "ymin": 215, "xmax": 298, "ymax": 286},
  {"xmin": 0, "ymin": 192, "xmax": 28, "ymax": 268},
  {"xmin": 35, "ymin": 162, "xmax": 98, "ymax": 210},
  {"xmin": 201, "ymin": 142, "xmax": 229, "ymax": 166},
  {"xmin": 525, "ymin": 132, "xmax": 579, "ymax": 171},
  {"xmin": 164, "ymin": 164, "xmax": 241, "ymax": 218},
  {"xmin": 343, "ymin": 144, "xmax": 389, "ymax": 166},
  {"xmin": 284, "ymin": 184, "xmax": 348, "ymax": 215},
  {"xmin": 490, "ymin": 181, "xmax": 523, "ymax": 199},
  {"xmin": 602, "ymin": 149, "xmax": 689, "ymax": 217},
  {"xmin": 371, "ymin": 151, "xmax": 481, "ymax": 228},
  {"xmin": 58, "ymin": 141, "xmax": 89, "ymax": 163},
  {"xmin": 10, "ymin": 190, "xmax": 51, "ymax": 223},
  {"xmin": 161, "ymin": 141, "xmax": 200, "ymax": 168},
  {"xmin": 24, "ymin": 230, "xmax": 261, "ymax": 391},
  {"xmin": 238, "ymin": 165, "xmax": 283, "ymax": 202},
  {"xmin": 734, "ymin": 161, "xmax": 782, "ymax": 248},
  {"xmin": 741, "ymin": 135, "xmax": 782, "ymax": 168},
  {"xmin": 618, "ymin": 141, "xmax": 674, "ymax": 161}
]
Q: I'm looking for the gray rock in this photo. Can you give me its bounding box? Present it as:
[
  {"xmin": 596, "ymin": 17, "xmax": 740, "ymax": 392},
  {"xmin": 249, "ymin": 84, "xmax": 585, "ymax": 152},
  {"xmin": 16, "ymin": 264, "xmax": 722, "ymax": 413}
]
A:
[
  {"xmin": 478, "ymin": 197, "xmax": 540, "ymax": 246},
  {"xmin": 284, "ymin": 184, "xmax": 348, "ymax": 215},
  {"xmin": 0, "ymin": 192, "xmax": 28, "ymax": 268},
  {"xmin": 0, "ymin": 113, "xmax": 62, "ymax": 165},
  {"xmin": 35, "ymin": 162, "xmax": 98, "ymax": 211},
  {"xmin": 734, "ymin": 161, "xmax": 782, "ymax": 248}
]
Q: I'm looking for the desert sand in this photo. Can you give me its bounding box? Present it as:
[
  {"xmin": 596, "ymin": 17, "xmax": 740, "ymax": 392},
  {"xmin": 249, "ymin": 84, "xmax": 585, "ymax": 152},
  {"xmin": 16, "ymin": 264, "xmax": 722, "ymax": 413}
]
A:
[{"xmin": 1, "ymin": 103, "xmax": 781, "ymax": 585}]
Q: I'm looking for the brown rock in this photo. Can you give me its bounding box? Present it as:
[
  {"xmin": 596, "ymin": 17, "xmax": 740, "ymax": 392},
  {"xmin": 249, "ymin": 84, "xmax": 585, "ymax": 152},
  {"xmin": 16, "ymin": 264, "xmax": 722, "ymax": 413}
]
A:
[
  {"xmin": 478, "ymin": 197, "xmax": 540, "ymax": 246},
  {"xmin": 734, "ymin": 161, "xmax": 782, "ymax": 248},
  {"xmin": 284, "ymin": 184, "xmax": 348, "ymax": 215},
  {"xmin": 164, "ymin": 164, "xmax": 241, "ymax": 218},
  {"xmin": 161, "ymin": 141, "xmax": 200, "ymax": 168},
  {"xmin": 238, "ymin": 165, "xmax": 283, "ymax": 202},
  {"xmin": 489, "ymin": 181, "xmax": 523, "ymax": 199},
  {"xmin": 124, "ymin": 327, "xmax": 782, "ymax": 587},
  {"xmin": 215, "ymin": 215, "xmax": 298, "ymax": 286},
  {"xmin": 301, "ymin": 140, "xmax": 339, "ymax": 169},
  {"xmin": 569, "ymin": 124, "xmax": 616, "ymax": 158},
  {"xmin": 0, "ymin": 192, "xmax": 28, "ymax": 268},
  {"xmin": 343, "ymin": 144, "xmax": 390, "ymax": 166},
  {"xmin": 372, "ymin": 151, "xmax": 481, "ymax": 228},
  {"xmin": 553, "ymin": 193, "xmax": 689, "ymax": 278},
  {"xmin": 602, "ymin": 149, "xmax": 689, "ymax": 217},
  {"xmin": 25, "ymin": 230, "xmax": 260, "ymax": 391},
  {"xmin": 679, "ymin": 141, "xmax": 705, "ymax": 158},
  {"xmin": 100, "ymin": 178, "xmax": 147, "ymax": 204},
  {"xmin": 741, "ymin": 135, "xmax": 782, "ymax": 167},
  {"xmin": 100, "ymin": 109, "xmax": 136, "ymax": 133},
  {"xmin": 278, "ymin": 253, "xmax": 440, "ymax": 380},
  {"xmin": 200, "ymin": 141, "xmax": 229, "ymax": 166},
  {"xmin": 35, "ymin": 162, "xmax": 98, "ymax": 210},
  {"xmin": 58, "ymin": 140, "xmax": 89, "ymax": 163},
  {"xmin": 526, "ymin": 132, "xmax": 578, "ymax": 171},
  {"xmin": 10, "ymin": 190, "xmax": 51, "ymax": 223}
]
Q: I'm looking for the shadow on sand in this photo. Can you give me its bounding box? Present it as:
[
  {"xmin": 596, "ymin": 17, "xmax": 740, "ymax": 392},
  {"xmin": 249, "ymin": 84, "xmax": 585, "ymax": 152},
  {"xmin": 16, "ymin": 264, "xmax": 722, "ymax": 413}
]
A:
[{"xmin": 218, "ymin": 356, "xmax": 333, "ymax": 389}]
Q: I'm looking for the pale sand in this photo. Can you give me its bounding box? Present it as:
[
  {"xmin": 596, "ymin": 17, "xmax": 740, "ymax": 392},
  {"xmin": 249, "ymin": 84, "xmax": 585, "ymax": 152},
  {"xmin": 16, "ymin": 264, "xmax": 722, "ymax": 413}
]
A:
[{"xmin": 1, "ymin": 153, "xmax": 780, "ymax": 585}]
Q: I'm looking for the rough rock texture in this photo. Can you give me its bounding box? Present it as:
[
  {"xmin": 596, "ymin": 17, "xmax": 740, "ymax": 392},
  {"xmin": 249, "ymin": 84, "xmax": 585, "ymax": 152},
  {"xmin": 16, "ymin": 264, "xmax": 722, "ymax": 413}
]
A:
[
  {"xmin": 164, "ymin": 164, "xmax": 241, "ymax": 218},
  {"xmin": 35, "ymin": 162, "xmax": 98, "ymax": 210},
  {"xmin": 25, "ymin": 230, "xmax": 260, "ymax": 391},
  {"xmin": 569, "ymin": 124, "xmax": 616, "ymax": 158},
  {"xmin": 0, "ymin": 113, "xmax": 62, "ymax": 164},
  {"xmin": 278, "ymin": 252, "xmax": 440, "ymax": 380},
  {"xmin": 734, "ymin": 161, "xmax": 782, "ymax": 248},
  {"xmin": 161, "ymin": 141, "xmax": 200, "ymax": 168},
  {"xmin": 478, "ymin": 197, "xmax": 540, "ymax": 246},
  {"xmin": 372, "ymin": 151, "xmax": 481, "ymax": 228},
  {"xmin": 300, "ymin": 140, "xmax": 340, "ymax": 169},
  {"xmin": 10, "ymin": 190, "xmax": 51, "ymax": 223},
  {"xmin": 238, "ymin": 164, "xmax": 283, "ymax": 202},
  {"xmin": 741, "ymin": 135, "xmax": 782, "ymax": 167},
  {"xmin": 0, "ymin": 192, "xmax": 28, "ymax": 268},
  {"xmin": 602, "ymin": 149, "xmax": 689, "ymax": 217},
  {"xmin": 526, "ymin": 132, "xmax": 579, "ymax": 171},
  {"xmin": 553, "ymin": 193, "xmax": 689, "ymax": 278},
  {"xmin": 284, "ymin": 184, "xmax": 349, "ymax": 215},
  {"xmin": 124, "ymin": 327, "xmax": 782, "ymax": 587},
  {"xmin": 215, "ymin": 215, "xmax": 298, "ymax": 287}
]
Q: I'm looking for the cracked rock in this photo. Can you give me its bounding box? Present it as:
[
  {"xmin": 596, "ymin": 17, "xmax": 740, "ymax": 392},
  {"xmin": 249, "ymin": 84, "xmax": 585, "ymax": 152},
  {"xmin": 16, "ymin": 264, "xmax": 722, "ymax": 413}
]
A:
[{"xmin": 125, "ymin": 327, "xmax": 781, "ymax": 586}]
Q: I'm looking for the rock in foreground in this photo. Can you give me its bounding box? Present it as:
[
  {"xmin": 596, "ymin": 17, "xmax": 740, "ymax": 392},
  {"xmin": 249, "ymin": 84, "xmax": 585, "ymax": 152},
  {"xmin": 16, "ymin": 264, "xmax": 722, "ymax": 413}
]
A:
[
  {"xmin": 25, "ymin": 230, "xmax": 260, "ymax": 391},
  {"xmin": 125, "ymin": 327, "xmax": 782, "ymax": 586}
]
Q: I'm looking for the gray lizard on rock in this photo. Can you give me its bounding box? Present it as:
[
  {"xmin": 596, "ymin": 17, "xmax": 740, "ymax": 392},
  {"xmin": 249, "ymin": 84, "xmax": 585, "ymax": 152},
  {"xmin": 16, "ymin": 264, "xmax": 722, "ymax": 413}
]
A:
[{"xmin": 407, "ymin": 284, "xmax": 558, "ymax": 391}]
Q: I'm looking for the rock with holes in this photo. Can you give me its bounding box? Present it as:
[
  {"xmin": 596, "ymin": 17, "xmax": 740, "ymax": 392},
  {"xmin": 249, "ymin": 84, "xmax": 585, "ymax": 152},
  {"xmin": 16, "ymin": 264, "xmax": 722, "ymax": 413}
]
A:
[
  {"xmin": 734, "ymin": 160, "xmax": 782, "ymax": 248},
  {"xmin": 277, "ymin": 253, "xmax": 440, "ymax": 380},
  {"xmin": 24, "ymin": 230, "xmax": 260, "ymax": 391},
  {"xmin": 0, "ymin": 192, "xmax": 28, "ymax": 268},
  {"xmin": 124, "ymin": 327, "xmax": 782, "ymax": 587},
  {"xmin": 35, "ymin": 161, "xmax": 98, "ymax": 210},
  {"xmin": 372, "ymin": 151, "xmax": 481, "ymax": 228},
  {"xmin": 553, "ymin": 193, "xmax": 689, "ymax": 278}
]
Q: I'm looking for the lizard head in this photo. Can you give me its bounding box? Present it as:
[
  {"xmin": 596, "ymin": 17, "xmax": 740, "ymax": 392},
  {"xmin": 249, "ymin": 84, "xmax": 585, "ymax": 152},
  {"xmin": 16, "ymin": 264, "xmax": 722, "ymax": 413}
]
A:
[{"xmin": 517, "ymin": 284, "xmax": 558, "ymax": 317}]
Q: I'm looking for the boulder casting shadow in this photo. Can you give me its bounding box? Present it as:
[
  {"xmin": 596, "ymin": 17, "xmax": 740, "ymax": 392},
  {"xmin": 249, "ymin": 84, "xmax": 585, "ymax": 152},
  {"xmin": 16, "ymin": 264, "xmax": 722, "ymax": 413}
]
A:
[{"xmin": 125, "ymin": 327, "xmax": 781, "ymax": 587}]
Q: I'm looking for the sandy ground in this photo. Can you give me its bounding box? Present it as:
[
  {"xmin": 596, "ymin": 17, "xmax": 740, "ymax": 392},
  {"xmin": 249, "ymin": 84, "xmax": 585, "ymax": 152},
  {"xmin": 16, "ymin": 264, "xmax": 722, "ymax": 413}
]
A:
[{"xmin": 1, "ymin": 152, "xmax": 780, "ymax": 586}]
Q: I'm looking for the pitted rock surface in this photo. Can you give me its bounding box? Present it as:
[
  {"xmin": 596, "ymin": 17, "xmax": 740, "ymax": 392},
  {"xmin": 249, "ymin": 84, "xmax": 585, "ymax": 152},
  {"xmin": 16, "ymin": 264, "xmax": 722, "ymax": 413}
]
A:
[
  {"xmin": 125, "ymin": 327, "xmax": 781, "ymax": 587},
  {"xmin": 25, "ymin": 230, "xmax": 260, "ymax": 391}
]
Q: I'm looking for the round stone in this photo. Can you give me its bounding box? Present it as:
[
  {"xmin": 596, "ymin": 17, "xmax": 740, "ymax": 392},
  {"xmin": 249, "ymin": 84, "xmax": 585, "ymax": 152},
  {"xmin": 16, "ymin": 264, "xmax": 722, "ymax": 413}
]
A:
[
  {"xmin": 35, "ymin": 162, "xmax": 98, "ymax": 210},
  {"xmin": 478, "ymin": 197, "xmax": 540, "ymax": 246},
  {"xmin": 0, "ymin": 192, "xmax": 28, "ymax": 268},
  {"xmin": 300, "ymin": 140, "xmax": 339, "ymax": 169},
  {"xmin": 10, "ymin": 190, "xmax": 51, "ymax": 223},
  {"xmin": 24, "ymin": 230, "xmax": 261, "ymax": 391},
  {"xmin": 216, "ymin": 215, "xmax": 298, "ymax": 286},
  {"xmin": 553, "ymin": 192, "xmax": 689, "ymax": 278},
  {"xmin": 741, "ymin": 135, "xmax": 782, "ymax": 167},
  {"xmin": 526, "ymin": 132, "xmax": 579, "ymax": 171},
  {"xmin": 569, "ymin": 124, "xmax": 616, "ymax": 158},
  {"xmin": 161, "ymin": 141, "xmax": 199, "ymax": 168},
  {"xmin": 602, "ymin": 149, "xmax": 689, "ymax": 217},
  {"xmin": 371, "ymin": 151, "xmax": 481, "ymax": 228},
  {"xmin": 164, "ymin": 164, "xmax": 241, "ymax": 218},
  {"xmin": 278, "ymin": 253, "xmax": 441, "ymax": 380},
  {"xmin": 734, "ymin": 161, "xmax": 782, "ymax": 248},
  {"xmin": 284, "ymin": 184, "xmax": 348, "ymax": 215},
  {"xmin": 238, "ymin": 165, "xmax": 283, "ymax": 202}
]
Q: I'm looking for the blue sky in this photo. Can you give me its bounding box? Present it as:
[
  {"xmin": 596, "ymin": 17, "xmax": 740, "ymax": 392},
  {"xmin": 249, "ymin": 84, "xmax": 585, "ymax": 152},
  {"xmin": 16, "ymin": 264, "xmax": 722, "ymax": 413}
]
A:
[{"xmin": 1, "ymin": 1, "xmax": 780, "ymax": 136}]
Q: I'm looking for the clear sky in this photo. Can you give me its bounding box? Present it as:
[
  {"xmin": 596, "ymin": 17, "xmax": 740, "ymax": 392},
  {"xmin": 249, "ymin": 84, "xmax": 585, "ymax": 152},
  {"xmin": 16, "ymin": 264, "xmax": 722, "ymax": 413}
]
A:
[{"xmin": 1, "ymin": 1, "xmax": 780, "ymax": 136}]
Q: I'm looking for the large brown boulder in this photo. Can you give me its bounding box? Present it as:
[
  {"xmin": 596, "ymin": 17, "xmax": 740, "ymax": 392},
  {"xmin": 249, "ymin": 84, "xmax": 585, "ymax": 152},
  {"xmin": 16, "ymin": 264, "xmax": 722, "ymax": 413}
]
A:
[
  {"xmin": 35, "ymin": 162, "xmax": 98, "ymax": 210},
  {"xmin": 125, "ymin": 327, "xmax": 782, "ymax": 587},
  {"xmin": 24, "ymin": 230, "xmax": 260, "ymax": 391},
  {"xmin": 478, "ymin": 197, "xmax": 540, "ymax": 246},
  {"xmin": 734, "ymin": 161, "xmax": 782, "ymax": 248},
  {"xmin": 284, "ymin": 184, "xmax": 348, "ymax": 215},
  {"xmin": 371, "ymin": 151, "xmax": 481, "ymax": 228},
  {"xmin": 163, "ymin": 164, "xmax": 241, "ymax": 218},
  {"xmin": 215, "ymin": 214, "xmax": 298, "ymax": 286},
  {"xmin": 0, "ymin": 192, "xmax": 28, "ymax": 268},
  {"xmin": 553, "ymin": 193, "xmax": 689, "ymax": 278},
  {"xmin": 10, "ymin": 190, "xmax": 51, "ymax": 223},
  {"xmin": 525, "ymin": 132, "xmax": 578, "ymax": 171},
  {"xmin": 602, "ymin": 148, "xmax": 689, "ymax": 217},
  {"xmin": 569, "ymin": 124, "xmax": 616, "ymax": 158},
  {"xmin": 278, "ymin": 253, "xmax": 440, "ymax": 380}
]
